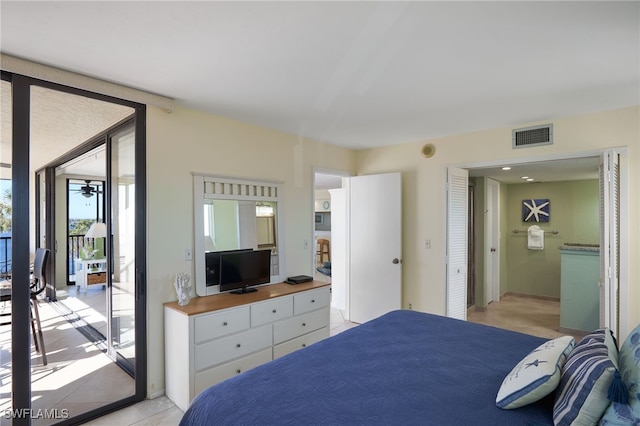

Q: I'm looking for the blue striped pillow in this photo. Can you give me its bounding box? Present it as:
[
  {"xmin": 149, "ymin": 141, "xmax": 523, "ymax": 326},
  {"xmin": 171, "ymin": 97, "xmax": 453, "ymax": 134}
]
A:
[{"xmin": 553, "ymin": 329, "xmax": 618, "ymax": 426}]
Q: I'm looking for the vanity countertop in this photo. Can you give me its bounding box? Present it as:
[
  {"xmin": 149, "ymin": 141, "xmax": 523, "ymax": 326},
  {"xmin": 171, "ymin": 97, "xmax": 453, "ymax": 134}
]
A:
[{"xmin": 559, "ymin": 243, "xmax": 600, "ymax": 253}]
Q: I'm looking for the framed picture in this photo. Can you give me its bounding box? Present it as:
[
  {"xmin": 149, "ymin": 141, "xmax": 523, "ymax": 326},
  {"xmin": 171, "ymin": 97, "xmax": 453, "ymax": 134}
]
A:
[
  {"xmin": 522, "ymin": 199, "xmax": 550, "ymax": 222},
  {"xmin": 315, "ymin": 213, "xmax": 324, "ymax": 225}
]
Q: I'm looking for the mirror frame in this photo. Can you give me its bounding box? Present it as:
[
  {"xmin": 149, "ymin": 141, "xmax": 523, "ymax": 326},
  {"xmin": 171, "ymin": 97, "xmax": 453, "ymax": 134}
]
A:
[{"xmin": 193, "ymin": 174, "xmax": 285, "ymax": 296}]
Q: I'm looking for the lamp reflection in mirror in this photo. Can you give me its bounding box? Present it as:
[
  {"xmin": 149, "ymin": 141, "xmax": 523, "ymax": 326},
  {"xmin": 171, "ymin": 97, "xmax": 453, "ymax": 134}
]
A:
[
  {"xmin": 85, "ymin": 222, "xmax": 107, "ymax": 238},
  {"xmin": 84, "ymin": 222, "xmax": 107, "ymax": 259}
]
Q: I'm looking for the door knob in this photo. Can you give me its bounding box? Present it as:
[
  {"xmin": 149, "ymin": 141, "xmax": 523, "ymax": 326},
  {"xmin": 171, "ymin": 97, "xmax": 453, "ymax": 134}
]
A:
[{"xmin": 392, "ymin": 258, "xmax": 401, "ymax": 264}]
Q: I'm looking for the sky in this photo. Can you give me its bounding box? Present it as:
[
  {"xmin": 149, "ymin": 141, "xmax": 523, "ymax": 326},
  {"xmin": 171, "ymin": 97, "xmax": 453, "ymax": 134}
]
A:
[
  {"xmin": 68, "ymin": 182, "xmax": 101, "ymax": 220},
  {"xmin": 0, "ymin": 179, "xmax": 9, "ymax": 196},
  {"xmin": 0, "ymin": 179, "xmax": 99, "ymax": 221}
]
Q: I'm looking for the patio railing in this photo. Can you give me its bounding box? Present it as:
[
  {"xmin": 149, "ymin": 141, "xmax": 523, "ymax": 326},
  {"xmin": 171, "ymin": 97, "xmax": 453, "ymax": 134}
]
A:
[
  {"xmin": 0, "ymin": 235, "xmax": 10, "ymax": 279},
  {"xmin": 0, "ymin": 234, "xmax": 97, "ymax": 283}
]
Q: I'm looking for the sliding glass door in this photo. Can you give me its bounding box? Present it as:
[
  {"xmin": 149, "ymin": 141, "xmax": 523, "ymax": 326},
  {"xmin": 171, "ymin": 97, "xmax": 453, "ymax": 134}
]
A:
[
  {"xmin": 4, "ymin": 71, "xmax": 146, "ymax": 424},
  {"xmin": 108, "ymin": 122, "xmax": 137, "ymax": 373}
]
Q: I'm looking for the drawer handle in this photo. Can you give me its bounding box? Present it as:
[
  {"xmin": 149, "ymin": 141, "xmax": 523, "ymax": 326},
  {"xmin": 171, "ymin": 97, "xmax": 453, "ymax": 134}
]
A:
[
  {"xmin": 311, "ymin": 300, "xmax": 315, "ymax": 303},
  {"xmin": 302, "ymin": 344, "xmax": 306, "ymax": 348},
  {"xmin": 236, "ymin": 343, "xmax": 241, "ymax": 348},
  {"xmin": 302, "ymin": 323, "xmax": 306, "ymax": 327},
  {"xmin": 236, "ymin": 369, "xmax": 241, "ymax": 374},
  {"xmin": 272, "ymin": 309, "xmax": 277, "ymax": 314},
  {"xmin": 223, "ymin": 321, "xmax": 228, "ymax": 326}
]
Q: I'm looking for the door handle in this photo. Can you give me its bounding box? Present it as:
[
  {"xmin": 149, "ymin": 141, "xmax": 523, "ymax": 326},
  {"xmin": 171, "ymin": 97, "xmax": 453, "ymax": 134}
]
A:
[
  {"xmin": 490, "ymin": 248, "xmax": 496, "ymax": 252},
  {"xmin": 392, "ymin": 258, "xmax": 401, "ymax": 264}
]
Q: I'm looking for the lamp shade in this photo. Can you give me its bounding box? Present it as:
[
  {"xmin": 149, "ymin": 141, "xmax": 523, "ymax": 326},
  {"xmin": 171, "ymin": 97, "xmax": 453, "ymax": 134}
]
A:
[{"xmin": 85, "ymin": 222, "xmax": 107, "ymax": 239}]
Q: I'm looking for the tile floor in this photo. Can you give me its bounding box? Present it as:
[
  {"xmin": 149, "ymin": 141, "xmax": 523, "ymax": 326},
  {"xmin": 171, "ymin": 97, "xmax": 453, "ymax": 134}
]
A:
[
  {"xmin": 0, "ymin": 291, "xmax": 135, "ymax": 426},
  {"xmin": 467, "ymin": 293, "xmax": 588, "ymax": 342}
]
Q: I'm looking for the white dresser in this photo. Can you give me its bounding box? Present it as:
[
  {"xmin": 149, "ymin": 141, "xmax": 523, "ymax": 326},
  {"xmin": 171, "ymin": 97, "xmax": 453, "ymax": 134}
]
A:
[{"xmin": 164, "ymin": 281, "xmax": 331, "ymax": 411}]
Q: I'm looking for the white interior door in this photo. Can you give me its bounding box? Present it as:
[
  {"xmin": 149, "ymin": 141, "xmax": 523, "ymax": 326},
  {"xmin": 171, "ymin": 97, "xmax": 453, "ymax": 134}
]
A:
[
  {"xmin": 599, "ymin": 150, "xmax": 620, "ymax": 335},
  {"xmin": 447, "ymin": 167, "xmax": 469, "ymax": 320},
  {"xmin": 349, "ymin": 172, "xmax": 402, "ymax": 324},
  {"xmin": 486, "ymin": 178, "xmax": 500, "ymax": 304}
]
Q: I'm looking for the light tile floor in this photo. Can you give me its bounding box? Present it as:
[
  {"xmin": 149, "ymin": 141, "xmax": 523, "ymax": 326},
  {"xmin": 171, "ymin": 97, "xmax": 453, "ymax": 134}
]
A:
[
  {"xmin": 0, "ymin": 293, "xmax": 135, "ymax": 426},
  {"xmin": 467, "ymin": 293, "xmax": 587, "ymax": 342}
]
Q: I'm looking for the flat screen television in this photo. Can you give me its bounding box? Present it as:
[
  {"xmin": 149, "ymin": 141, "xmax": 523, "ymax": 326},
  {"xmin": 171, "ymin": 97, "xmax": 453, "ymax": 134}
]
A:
[
  {"xmin": 219, "ymin": 249, "xmax": 272, "ymax": 294},
  {"xmin": 205, "ymin": 249, "xmax": 252, "ymax": 287}
]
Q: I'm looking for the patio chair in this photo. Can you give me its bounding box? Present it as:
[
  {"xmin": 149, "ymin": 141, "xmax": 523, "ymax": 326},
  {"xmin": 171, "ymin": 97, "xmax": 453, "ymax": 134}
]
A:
[{"xmin": 0, "ymin": 248, "xmax": 49, "ymax": 365}]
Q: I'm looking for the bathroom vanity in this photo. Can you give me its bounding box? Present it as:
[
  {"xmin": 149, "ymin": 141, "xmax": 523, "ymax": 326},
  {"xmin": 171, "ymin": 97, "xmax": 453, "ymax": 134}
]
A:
[{"xmin": 559, "ymin": 244, "xmax": 600, "ymax": 334}]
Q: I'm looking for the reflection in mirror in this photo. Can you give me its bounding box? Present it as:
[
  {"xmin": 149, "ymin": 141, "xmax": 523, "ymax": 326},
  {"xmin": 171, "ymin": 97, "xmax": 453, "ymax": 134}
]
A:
[
  {"xmin": 194, "ymin": 175, "xmax": 283, "ymax": 297},
  {"xmin": 203, "ymin": 200, "xmax": 277, "ymax": 252},
  {"xmin": 256, "ymin": 202, "xmax": 276, "ymax": 249}
]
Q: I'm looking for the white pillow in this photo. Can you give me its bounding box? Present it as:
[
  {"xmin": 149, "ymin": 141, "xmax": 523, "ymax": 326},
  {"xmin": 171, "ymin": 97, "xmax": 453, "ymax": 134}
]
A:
[{"xmin": 496, "ymin": 335, "xmax": 574, "ymax": 409}]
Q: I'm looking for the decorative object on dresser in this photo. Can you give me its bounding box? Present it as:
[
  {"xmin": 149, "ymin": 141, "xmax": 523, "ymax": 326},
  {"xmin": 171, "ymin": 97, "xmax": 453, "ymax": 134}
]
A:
[
  {"xmin": 174, "ymin": 272, "xmax": 192, "ymax": 306},
  {"xmin": 164, "ymin": 281, "xmax": 331, "ymax": 412}
]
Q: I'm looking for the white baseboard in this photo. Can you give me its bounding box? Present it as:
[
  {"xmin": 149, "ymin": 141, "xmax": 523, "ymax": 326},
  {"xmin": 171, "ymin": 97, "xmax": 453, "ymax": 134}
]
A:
[{"xmin": 149, "ymin": 389, "xmax": 166, "ymax": 399}]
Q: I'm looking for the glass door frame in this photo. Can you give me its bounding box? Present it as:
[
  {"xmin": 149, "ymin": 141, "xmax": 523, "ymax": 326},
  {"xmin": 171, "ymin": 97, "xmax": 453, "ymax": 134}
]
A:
[{"xmin": 4, "ymin": 70, "xmax": 147, "ymax": 424}]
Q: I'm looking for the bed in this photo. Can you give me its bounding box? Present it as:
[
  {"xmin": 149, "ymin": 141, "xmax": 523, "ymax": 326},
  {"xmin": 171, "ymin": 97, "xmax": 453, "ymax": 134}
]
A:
[{"xmin": 180, "ymin": 310, "xmax": 559, "ymax": 425}]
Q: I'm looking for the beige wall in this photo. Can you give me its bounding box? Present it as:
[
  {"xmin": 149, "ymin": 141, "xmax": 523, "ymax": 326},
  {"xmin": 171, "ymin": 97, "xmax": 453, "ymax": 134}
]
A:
[
  {"xmin": 146, "ymin": 104, "xmax": 639, "ymax": 398},
  {"xmin": 355, "ymin": 106, "xmax": 639, "ymax": 338},
  {"xmin": 146, "ymin": 105, "xmax": 356, "ymax": 397},
  {"xmin": 505, "ymin": 179, "xmax": 599, "ymax": 299}
]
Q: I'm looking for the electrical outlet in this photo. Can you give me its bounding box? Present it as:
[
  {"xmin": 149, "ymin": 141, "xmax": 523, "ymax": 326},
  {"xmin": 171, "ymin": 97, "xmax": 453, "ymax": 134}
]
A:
[
  {"xmin": 409, "ymin": 303, "xmax": 413, "ymax": 310},
  {"xmin": 185, "ymin": 248, "xmax": 193, "ymax": 261},
  {"xmin": 424, "ymin": 238, "xmax": 431, "ymax": 249},
  {"xmin": 304, "ymin": 240, "xmax": 309, "ymax": 249}
]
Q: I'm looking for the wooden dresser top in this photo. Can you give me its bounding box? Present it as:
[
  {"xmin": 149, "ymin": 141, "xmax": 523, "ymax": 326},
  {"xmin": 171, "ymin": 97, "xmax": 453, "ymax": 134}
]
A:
[{"xmin": 164, "ymin": 280, "xmax": 331, "ymax": 316}]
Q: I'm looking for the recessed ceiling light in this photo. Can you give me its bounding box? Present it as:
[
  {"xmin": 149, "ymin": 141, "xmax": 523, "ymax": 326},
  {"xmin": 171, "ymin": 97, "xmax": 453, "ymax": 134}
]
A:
[
  {"xmin": 521, "ymin": 176, "xmax": 529, "ymax": 179},
  {"xmin": 502, "ymin": 166, "xmax": 511, "ymax": 171},
  {"xmin": 526, "ymin": 178, "xmax": 534, "ymax": 182}
]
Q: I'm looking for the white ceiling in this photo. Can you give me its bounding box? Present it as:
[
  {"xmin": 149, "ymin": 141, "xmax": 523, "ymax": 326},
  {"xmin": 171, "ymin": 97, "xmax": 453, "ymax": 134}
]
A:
[
  {"xmin": 1, "ymin": 1, "xmax": 638, "ymax": 152},
  {"xmin": 1, "ymin": 1, "xmax": 637, "ymax": 184},
  {"xmin": 467, "ymin": 156, "xmax": 600, "ymax": 184}
]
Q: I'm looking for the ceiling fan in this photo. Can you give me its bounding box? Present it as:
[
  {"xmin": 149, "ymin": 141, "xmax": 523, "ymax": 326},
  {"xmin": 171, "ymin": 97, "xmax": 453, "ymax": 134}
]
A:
[{"xmin": 74, "ymin": 180, "xmax": 102, "ymax": 198}]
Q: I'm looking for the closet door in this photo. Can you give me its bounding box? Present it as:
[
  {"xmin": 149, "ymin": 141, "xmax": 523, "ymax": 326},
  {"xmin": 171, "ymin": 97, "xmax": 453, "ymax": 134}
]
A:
[
  {"xmin": 446, "ymin": 167, "xmax": 468, "ymax": 320},
  {"xmin": 599, "ymin": 150, "xmax": 619, "ymax": 335}
]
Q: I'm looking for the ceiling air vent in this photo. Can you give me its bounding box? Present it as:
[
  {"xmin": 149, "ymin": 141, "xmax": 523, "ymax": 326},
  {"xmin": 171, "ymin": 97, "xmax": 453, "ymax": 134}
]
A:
[{"xmin": 512, "ymin": 124, "xmax": 553, "ymax": 149}]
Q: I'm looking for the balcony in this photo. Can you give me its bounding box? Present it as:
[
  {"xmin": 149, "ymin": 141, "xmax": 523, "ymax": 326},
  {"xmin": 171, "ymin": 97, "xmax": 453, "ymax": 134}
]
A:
[{"xmin": 0, "ymin": 234, "xmax": 96, "ymax": 285}]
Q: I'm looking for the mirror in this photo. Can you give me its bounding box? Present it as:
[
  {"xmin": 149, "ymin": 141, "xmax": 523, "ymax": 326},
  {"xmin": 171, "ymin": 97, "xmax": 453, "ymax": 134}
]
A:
[
  {"xmin": 194, "ymin": 175, "xmax": 284, "ymax": 296},
  {"xmin": 203, "ymin": 200, "xmax": 277, "ymax": 252}
]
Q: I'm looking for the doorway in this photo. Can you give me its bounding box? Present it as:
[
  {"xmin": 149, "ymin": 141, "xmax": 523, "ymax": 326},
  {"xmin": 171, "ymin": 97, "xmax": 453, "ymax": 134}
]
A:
[
  {"xmin": 313, "ymin": 171, "xmax": 344, "ymax": 281},
  {"xmin": 453, "ymin": 151, "xmax": 626, "ymax": 338}
]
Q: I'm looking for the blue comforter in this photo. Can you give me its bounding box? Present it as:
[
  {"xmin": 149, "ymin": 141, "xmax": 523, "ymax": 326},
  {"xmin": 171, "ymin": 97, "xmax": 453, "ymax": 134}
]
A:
[{"xmin": 180, "ymin": 310, "xmax": 554, "ymax": 425}]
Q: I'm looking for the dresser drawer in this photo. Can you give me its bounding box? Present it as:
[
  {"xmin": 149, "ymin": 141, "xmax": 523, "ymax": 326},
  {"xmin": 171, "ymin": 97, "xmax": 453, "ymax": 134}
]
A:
[
  {"xmin": 194, "ymin": 348, "xmax": 272, "ymax": 395},
  {"xmin": 273, "ymin": 307, "xmax": 329, "ymax": 345},
  {"xmin": 194, "ymin": 306, "xmax": 250, "ymax": 344},
  {"xmin": 251, "ymin": 296, "xmax": 293, "ymax": 327},
  {"xmin": 293, "ymin": 287, "xmax": 330, "ymax": 315},
  {"xmin": 195, "ymin": 325, "xmax": 272, "ymax": 370},
  {"xmin": 273, "ymin": 327, "xmax": 329, "ymax": 359}
]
